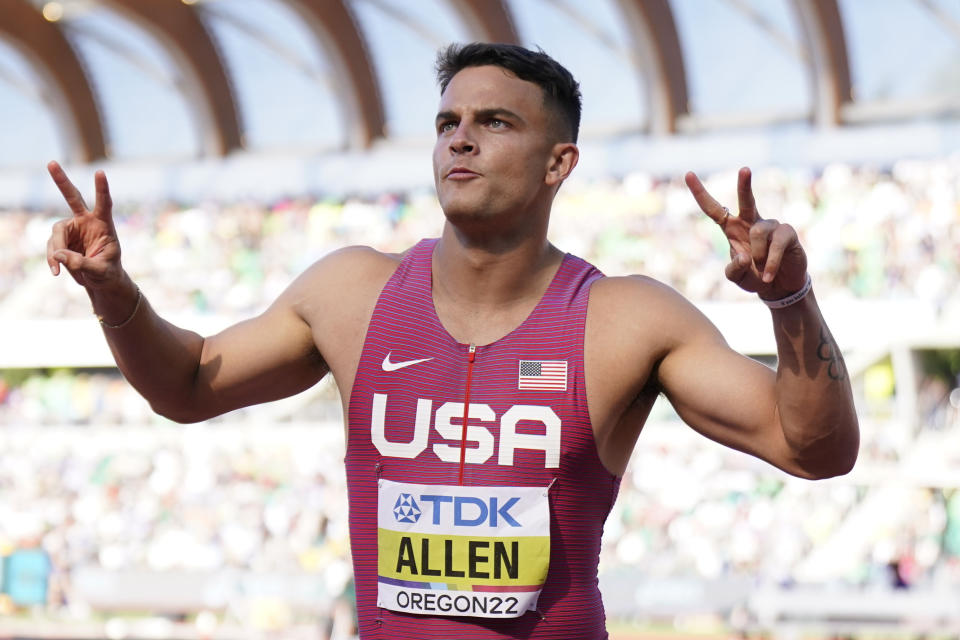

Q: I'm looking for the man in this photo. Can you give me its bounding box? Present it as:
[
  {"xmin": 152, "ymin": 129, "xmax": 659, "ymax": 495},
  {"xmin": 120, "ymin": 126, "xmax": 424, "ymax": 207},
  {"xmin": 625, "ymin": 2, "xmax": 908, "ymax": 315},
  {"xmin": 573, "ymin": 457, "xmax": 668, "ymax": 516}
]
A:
[{"xmin": 46, "ymin": 43, "xmax": 858, "ymax": 639}]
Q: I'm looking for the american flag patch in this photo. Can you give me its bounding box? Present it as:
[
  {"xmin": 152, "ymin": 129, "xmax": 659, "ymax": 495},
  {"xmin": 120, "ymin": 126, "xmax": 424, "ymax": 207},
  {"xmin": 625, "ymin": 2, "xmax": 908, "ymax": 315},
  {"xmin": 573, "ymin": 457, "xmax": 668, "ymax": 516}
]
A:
[{"xmin": 518, "ymin": 360, "xmax": 567, "ymax": 391}]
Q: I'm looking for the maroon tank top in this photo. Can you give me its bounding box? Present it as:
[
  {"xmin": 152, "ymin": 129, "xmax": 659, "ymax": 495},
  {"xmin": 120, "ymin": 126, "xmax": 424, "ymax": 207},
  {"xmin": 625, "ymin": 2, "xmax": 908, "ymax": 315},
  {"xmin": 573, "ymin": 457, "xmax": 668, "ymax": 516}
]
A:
[{"xmin": 346, "ymin": 238, "xmax": 620, "ymax": 639}]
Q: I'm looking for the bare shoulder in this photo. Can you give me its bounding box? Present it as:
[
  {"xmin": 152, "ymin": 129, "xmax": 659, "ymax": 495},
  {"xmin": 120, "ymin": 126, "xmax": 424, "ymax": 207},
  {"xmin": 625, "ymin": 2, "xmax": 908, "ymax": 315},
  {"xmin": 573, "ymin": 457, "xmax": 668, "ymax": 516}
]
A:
[
  {"xmin": 276, "ymin": 245, "xmax": 403, "ymax": 386},
  {"xmin": 284, "ymin": 245, "xmax": 402, "ymax": 310},
  {"xmin": 590, "ymin": 273, "xmax": 681, "ymax": 303},
  {"xmin": 304, "ymin": 244, "xmax": 402, "ymax": 282},
  {"xmin": 588, "ymin": 274, "xmax": 722, "ymax": 355}
]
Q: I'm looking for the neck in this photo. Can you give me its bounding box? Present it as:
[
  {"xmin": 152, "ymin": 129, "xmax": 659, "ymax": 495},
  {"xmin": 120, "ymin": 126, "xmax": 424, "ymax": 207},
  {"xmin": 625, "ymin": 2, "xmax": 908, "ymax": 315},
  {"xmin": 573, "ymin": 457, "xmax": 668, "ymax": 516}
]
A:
[{"xmin": 433, "ymin": 223, "xmax": 563, "ymax": 311}]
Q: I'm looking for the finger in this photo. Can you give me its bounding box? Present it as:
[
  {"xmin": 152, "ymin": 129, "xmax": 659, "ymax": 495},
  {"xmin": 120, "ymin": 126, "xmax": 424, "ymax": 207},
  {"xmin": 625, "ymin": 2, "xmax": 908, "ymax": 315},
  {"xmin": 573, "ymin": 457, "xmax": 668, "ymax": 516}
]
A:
[
  {"xmin": 724, "ymin": 252, "xmax": 751, "ymax": 284},
  {"xmin": 749, "ymin": 220, "xmax": 778, "ymax": 267},
  {"xmin": 47, "ymin": 160, "xmax": 89, "ymax": 216},
  {"xmin": 737, "ymin": 167, "xmax": 759, "ymax": 223},
  {"xmin": 46, "ymin": 220, "xmax": 70, "ymax": 275},
  {"xmin": 760, "ymin": 224, "xmax": 797, "ymax": 283},
  {"xmin": 684, "ymin": 171, "xmax": 728, "ymax": 224},
  {"xmin": 51, "ymin": 248, "xmax": 90, "ymax": 275},
  {"xmin": 93, "ymin": 170, "xmax": 113, "ymax": 221}
]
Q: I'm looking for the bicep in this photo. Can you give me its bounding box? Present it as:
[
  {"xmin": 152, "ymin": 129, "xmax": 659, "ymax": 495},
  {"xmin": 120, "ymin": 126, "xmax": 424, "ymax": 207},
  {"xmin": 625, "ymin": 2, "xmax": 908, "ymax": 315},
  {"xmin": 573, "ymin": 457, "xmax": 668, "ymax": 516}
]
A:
[
  {"xmin": 655, "ymin": 302, "xmax": 793, "ymax": 468},
  {"xmin": 192, "ymin": 301, "xmax": 327, "ymax": 417},
  {"xmin": 186, "ymin": 245, "xmax": 395, "ymax": 420}
]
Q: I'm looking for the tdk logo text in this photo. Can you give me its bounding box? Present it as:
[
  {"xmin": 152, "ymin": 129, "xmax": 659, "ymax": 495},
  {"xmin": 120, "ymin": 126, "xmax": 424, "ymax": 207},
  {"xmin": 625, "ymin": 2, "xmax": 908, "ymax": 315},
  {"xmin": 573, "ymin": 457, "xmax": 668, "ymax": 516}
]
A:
[{"xmin": 418, "ymin": 495, "xmax": 521, "ymax": 527}]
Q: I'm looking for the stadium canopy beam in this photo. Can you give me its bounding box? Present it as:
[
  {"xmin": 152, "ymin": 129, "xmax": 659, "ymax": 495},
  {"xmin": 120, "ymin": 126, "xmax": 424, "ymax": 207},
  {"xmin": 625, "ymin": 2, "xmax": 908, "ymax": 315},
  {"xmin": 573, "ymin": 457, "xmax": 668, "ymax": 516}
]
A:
[
  {"xmin": 283, "ymin": 0, "xmax": 386, "ymax": 148},
  {"xmin": 613, "ymin": 0, "xmax": 689, "ymax": 134},
  {"xmin": 790, "ymin": 0, "xmax": 852, "ymax": 127},
  {"xmin": 104, "ymin": 0, "xmax": 242, "ymax": 156},
  {"xmin": 449, "ymin": 0, "xmax": 520, "ymax": 44},
  {"xmin": 0, "ymin": 0, "xmax": 106, "ymax": 162}
]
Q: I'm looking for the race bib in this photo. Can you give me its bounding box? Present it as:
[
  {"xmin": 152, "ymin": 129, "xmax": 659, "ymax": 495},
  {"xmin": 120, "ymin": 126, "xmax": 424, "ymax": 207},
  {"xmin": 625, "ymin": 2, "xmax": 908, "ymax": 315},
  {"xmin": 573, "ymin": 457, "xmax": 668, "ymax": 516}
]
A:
[{"xmin": 376, "ymin": 479, "xmax": 551, "ymax": 618}]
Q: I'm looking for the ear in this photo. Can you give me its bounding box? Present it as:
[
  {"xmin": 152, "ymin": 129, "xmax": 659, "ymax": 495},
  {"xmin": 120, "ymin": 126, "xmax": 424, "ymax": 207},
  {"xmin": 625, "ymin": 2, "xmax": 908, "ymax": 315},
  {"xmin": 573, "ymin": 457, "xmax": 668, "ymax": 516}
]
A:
[{"xmin": 544, "ymin": 142, "xmax": 579, "ymax": 187}]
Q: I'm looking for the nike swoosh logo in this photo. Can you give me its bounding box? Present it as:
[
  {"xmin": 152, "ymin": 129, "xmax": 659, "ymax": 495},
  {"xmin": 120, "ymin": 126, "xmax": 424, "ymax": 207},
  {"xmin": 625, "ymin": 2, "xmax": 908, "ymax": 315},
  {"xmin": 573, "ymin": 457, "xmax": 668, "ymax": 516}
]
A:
[{"xmin": 381, "ymin": 352, "xmax": 434, "ymax": 372}]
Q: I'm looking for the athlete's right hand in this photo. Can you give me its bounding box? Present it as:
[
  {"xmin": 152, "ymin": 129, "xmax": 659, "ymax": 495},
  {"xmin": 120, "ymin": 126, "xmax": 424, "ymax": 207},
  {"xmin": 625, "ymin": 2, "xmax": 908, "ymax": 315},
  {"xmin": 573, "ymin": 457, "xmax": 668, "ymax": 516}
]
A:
[{"xmin": 46, "ymin": 161, "xmax": 123, "ymax": 290}]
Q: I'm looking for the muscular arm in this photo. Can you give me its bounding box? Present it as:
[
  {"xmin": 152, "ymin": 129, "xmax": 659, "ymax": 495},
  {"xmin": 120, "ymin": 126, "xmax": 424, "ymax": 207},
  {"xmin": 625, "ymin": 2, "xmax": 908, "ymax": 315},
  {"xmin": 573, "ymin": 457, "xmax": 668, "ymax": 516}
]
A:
[
  {"xmin": 589, "ymin": 167, "xmax": 858, "ymax": 480},
  {"xmin": 88, "ymin": 270, "xmax": 327, "ymax": 423},
  {"xmin": 656, "ymin": 285, "xmax": 858, "ymax": 479},
  {"xmin": 662, "ymin": 168, "xmax": 858, "ymax": 478},
  {"xmin": 45, "ymin": 162, "xmax": 391, "ymax": 424},
  {"xmin": 588, "ymin": 276, "xmax": 857, "ymax": 479}
]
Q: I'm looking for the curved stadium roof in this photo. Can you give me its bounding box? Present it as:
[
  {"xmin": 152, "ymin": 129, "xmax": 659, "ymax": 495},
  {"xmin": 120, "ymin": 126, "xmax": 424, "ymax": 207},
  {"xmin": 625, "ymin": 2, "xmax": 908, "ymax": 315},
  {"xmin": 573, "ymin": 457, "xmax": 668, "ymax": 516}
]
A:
[{"xmin": 0, "ymin": 0, "xmax": 958, "ymax": 202}]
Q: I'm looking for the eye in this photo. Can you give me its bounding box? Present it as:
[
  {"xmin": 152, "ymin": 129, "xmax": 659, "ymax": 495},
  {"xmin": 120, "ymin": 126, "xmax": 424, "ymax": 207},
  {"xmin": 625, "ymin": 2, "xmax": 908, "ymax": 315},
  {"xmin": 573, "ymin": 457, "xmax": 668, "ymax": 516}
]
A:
[
  {"xmin": 488, "ymin": 118, "xmax": 507, "ymax": 129},
  {"xmin": 438, "ymin": 121, "xmax": 457, "ymax": 134}
]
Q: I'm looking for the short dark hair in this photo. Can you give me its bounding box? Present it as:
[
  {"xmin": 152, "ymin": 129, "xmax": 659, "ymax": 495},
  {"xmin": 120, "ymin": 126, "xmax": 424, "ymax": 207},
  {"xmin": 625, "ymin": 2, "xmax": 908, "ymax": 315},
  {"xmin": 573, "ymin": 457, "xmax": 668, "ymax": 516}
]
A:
[{"xmin": 435, "ymin": 42, "xmax": 582, "ymax": 144}]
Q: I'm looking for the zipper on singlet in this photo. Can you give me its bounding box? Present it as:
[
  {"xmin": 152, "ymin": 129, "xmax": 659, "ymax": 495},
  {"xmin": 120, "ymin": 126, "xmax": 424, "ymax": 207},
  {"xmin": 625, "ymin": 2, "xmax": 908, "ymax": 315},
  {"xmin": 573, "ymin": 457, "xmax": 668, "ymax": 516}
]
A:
[{"xmin": 457, "ymin": 343, "xmax": 477, "ymax": 486}]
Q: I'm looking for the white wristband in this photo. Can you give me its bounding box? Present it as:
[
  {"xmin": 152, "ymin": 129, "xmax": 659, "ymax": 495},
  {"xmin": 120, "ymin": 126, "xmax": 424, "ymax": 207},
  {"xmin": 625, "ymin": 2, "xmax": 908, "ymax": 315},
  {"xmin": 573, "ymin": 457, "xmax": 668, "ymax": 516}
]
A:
[{"xmin": 762, "ymin": 274, "xmax": 812, "ymax": 309}]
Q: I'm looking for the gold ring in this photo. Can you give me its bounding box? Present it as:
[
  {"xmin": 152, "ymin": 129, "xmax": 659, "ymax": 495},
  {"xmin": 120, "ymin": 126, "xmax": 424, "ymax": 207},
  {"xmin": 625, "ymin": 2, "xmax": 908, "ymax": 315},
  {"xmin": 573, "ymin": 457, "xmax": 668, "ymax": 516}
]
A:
[{"xmin": 719, "ymin": 207, "xmax": 730, "ymax": 226}]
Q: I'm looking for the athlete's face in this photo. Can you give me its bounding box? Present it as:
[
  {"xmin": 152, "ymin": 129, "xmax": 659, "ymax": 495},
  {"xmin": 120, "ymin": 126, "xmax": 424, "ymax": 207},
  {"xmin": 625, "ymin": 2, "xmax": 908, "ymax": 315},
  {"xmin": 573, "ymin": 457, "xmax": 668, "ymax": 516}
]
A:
[{"xmin": 432, "ymin": 66, "xmax": 570, "ymax": 228}]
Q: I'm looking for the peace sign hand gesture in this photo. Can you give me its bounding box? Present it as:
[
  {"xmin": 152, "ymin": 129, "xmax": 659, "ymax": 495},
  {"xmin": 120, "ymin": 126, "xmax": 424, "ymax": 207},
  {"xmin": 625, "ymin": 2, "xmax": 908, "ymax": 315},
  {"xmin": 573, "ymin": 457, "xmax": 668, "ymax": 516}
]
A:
[
  {"xmin": 46, "ymin": 161, "xmax": 124, "ymax": 290},
  {"xmin": 685, "ymin": 167, "xmax": 808, "ymax": 301}
]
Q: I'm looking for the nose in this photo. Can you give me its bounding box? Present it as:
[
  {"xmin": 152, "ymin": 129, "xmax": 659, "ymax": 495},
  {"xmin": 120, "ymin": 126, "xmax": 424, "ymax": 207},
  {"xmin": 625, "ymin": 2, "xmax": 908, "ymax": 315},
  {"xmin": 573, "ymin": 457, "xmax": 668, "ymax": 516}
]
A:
[{"xmin": 449, "ymin": 124, "xmax": 476, "ymax": 155}]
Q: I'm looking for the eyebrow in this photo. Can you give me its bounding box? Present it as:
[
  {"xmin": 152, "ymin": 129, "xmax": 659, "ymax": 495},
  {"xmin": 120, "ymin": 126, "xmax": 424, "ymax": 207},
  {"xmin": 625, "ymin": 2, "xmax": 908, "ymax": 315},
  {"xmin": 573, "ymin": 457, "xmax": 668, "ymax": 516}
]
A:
[{"xmin": 435, "ymin": 107, "xmax": 526, "ymax": 126}]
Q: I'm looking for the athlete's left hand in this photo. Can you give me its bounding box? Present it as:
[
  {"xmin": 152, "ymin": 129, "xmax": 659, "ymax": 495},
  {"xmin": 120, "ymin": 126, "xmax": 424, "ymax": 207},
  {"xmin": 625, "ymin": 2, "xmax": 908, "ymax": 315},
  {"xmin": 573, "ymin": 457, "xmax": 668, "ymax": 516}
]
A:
[{"xmin": 685, "ymin": 167, "xmax": 808, "ymax": 300}]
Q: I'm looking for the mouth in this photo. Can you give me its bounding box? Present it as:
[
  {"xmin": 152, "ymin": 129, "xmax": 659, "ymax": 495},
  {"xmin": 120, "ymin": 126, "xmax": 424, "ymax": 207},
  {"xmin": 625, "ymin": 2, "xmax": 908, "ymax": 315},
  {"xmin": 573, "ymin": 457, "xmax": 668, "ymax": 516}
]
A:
[{"xmin": 445, "ymin": 167, "xmax": 480, "ymax": 180}]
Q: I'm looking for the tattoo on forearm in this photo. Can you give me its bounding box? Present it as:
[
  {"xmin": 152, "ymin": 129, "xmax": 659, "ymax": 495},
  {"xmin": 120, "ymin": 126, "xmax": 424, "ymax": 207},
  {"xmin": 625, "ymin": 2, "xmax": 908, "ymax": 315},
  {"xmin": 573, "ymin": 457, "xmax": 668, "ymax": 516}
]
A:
[{"xmin": 817, "ymin": 327, "xmax": 847, "ymax": 381}]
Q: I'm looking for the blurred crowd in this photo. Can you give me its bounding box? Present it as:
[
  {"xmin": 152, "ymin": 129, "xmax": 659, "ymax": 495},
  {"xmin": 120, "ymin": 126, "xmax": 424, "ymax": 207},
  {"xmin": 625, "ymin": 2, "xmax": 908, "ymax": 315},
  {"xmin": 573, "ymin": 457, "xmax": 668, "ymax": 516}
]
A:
[
  {"xmin": 1, "ymin": 156, "xmax": 959, "ymax": 630},
  {"xmin": 1, "ymin": 156, "xmax": 958, "ymax": 318},
  {"xmin": 0, "ymin": 420, "xmax": 354, "ymax": 632},
  {"xmin": 602, "ymin": 419, "xmax": 960, "ymax": 590}
]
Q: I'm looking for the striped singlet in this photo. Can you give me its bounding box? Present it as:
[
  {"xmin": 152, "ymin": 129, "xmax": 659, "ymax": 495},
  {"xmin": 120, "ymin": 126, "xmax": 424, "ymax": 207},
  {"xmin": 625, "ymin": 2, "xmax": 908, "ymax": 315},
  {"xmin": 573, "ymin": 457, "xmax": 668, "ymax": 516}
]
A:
[{"xmin": 346, "ymin": 238, "xmax": 620, "ymax": 639}]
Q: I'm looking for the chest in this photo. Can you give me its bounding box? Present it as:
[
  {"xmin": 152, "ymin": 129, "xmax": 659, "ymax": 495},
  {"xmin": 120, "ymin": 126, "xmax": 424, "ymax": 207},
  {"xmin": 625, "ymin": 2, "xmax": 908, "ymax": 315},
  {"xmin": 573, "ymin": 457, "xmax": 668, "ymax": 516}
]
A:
[
  {"xmin": 431, "ymin": 296, "xmax": 543, "ymax": 347},
  {"xmin": 367, "ymin": 342, "xmax": 580, "ymax": 457}
]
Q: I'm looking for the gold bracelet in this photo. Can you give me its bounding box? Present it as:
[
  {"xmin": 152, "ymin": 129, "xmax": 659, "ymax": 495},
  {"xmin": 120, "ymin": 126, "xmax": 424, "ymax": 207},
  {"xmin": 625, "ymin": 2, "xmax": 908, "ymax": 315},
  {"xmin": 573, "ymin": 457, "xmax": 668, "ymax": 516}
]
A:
[{"xmin": 96, "ymin": 286, "xmax": 142, "ymax": 329}]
